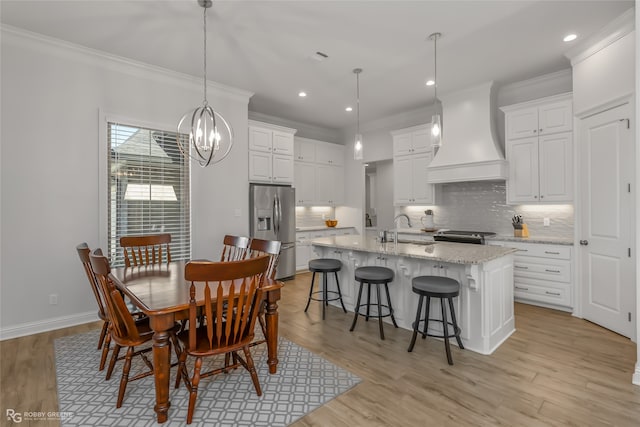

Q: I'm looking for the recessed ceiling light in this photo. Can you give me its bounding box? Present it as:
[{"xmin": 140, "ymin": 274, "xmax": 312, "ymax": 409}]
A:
[
  {"xmin": 298, "ymin": 91, "xmax": 307, "ymax": 97},
  {"xmin": 563, "ymin": 34, "xmax": 577, "ymax": 42},
  {"xmin": 345, "ymin": 106, "xmax": 353, "ymax": 112},
  {"xmin": 426, "ymin": 80, "xmax": 435, "ymax": 86}
]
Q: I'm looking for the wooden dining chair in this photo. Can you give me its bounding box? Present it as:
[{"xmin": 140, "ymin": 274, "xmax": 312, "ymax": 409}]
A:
[
  {"xmin": 247, "ymin": 238, "xmax": 282, "ymax": 345},
  {"xmin": 76, "ymin": 243, "xmax": 112, "ymax": 370},
  {"xmin": 174, "ymin": 255, "xmax": 270, "ymax": 424},
  {"xmin": 219, "ymin": 234, "xmax": 251, "ymax": 262},
  {"xmin": 247, "ymin": 238, "xmax": 281, "ymax": 280},
  {"xmin": 120, "ymin": 233, "xmax": 171, "ymax": 267},
  {"xmin": 90, "ymin": 249, "xmax": 181, "ymax": 408}
]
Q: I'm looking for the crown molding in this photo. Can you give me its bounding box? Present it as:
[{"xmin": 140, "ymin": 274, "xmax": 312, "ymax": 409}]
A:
[
  {"xmin": 248, "ymin": 111, "xmax": 341, "ymax": 143},
  {"xmin": 0, "ymin": 24, "xmax": 254, "ymax": 103},
  {"xmin": 497, "ymin": 69, "xmax": 572, "ymax": 101},
  {"xmin": 564, "ymin": 7, "xmax": 635, "ymax": 65}
]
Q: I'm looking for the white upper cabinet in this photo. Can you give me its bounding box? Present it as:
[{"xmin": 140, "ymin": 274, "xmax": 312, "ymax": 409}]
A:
[
  {"xmin": 248, "ymin": 120, "xmax": 296, "ymax": 184},
  {"xmin": 293, "ymin": 162, "xmax": 315, "ymax": 205},
  {"xmin": 294, "ymin": 137, "xmax": 316, "ymax": 162},
  {"xmin": 391, "ymin": 124, "xmax": 435, "ymax": 205},
  {"xmin": 293, "ymin": 138, "xmax": 345, "ymax": 206},
  {"xmin": 502, "ymin": 94, "xmax": 573, "ymax": 204},
  {"xmin": 315, "ymin": 142, "xmax": 344, "ymax": 166},
  {"xmin": 504, "ymin": 95, "xmax": 572, "ymax": 140},
  {"xmin": 392, "ymin": 125, "xmax": 430, "ymax": 156}
]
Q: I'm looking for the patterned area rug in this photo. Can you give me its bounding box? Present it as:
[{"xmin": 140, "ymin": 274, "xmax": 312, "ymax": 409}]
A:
[{"xmin": 54, "ymin": 330, "xmax": 360, "ymax": 426}]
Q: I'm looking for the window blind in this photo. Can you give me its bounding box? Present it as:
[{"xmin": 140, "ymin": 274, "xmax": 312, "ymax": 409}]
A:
[{"xmin": 107, "ymin": 122, "xmax": 191, "ymax": 267}]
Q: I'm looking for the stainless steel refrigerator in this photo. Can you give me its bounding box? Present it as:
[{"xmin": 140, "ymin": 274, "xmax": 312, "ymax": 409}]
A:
[{"xmin": 249, "ymin": 184, "xmax": 296, "ymax": 280}]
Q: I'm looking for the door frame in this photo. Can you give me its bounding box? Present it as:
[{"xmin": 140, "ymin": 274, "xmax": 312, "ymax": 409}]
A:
[{"xmin": 573, "ymin": 94, "xmax": 636, "ymax": 342}]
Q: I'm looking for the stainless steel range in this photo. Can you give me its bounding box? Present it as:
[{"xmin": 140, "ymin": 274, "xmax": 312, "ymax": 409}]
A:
[{"xmin": 433, "ymin": 230, "xmax": 496, "ymax": 245}]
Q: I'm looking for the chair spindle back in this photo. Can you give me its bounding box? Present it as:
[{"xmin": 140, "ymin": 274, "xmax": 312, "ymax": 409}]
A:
[
  {"xmin": 184, "ymin": 255, "xmax": 270, "ymax": 353},
  {"xmin": 220, "ymin": 235, "xmax": 251, "ymax": 262},
  {"xmin": 120, "ymin": 233, "xmax": 171, "ymax": 267},
  {"xmin": 248, "ymin": 238, "xmax": 282, "ymax": 280}
]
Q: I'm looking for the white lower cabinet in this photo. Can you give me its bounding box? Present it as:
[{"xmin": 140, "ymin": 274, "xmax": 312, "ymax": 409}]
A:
[
  {"xmin": 489, "ymin": 241, "xmax": 573, "ymax": 311},
  {"xmin": 296, "ymin": 228, "xmax": 356, "ymax": 271}
]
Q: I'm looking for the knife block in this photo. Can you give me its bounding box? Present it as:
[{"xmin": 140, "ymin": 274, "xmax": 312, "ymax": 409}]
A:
[{"xmin": 514, "ymin": 224, "xmax": 529, "ymax": 238}]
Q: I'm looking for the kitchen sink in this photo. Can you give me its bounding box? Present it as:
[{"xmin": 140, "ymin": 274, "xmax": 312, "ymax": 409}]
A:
[{"xmin": 396, "ymin": 240, "xmax": 435, "ymax": 246}]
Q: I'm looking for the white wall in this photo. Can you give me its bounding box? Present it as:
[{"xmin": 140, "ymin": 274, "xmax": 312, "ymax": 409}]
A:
[{"xmin": 0, "ymin": 28, "xmax": 252, "ymax": 339}]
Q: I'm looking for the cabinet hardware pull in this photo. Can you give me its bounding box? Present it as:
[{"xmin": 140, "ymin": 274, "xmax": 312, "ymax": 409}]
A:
[
  {"xmin": 515, "ymin": 266, "xmax": 528, "ymax": 269},
  {"xmin": 545, "ymin": 269, "xmax": 561, "ymax": 273},
  {"xmin": 515, "ymin": 286, "xmax": 529, "ymax": 291},
  {"xmin": 518, "ymin": 249, "xmax": 528, "ymax": 252},
  {"xmin": 545, "ymin": 251, "xmax": 560, "ymax": 255},
  {"xmin": 545, "ymin": 291, "xmax": 561, "ymax": 296}
]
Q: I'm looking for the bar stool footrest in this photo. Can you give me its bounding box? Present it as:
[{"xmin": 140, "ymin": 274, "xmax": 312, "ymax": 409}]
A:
[
  {"xmin": 412, "ymin": 318, "xmax": 462, "ymax": 339},
  {"xmin": 309, "ymin": 290, "xmax": 344, "ymax": 303},
  {"xmin": 354, "ymin": 304, "xmax": 394, "ymax": 319}
]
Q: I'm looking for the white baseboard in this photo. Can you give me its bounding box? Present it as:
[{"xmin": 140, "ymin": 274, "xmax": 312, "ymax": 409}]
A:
[
  {"xmin": 633, "ymin": 362, "xmax": 640, "ymax": 386},
  {"xmin": 0, "ymin": 311, "xmax": 98, "ymax": 341}
]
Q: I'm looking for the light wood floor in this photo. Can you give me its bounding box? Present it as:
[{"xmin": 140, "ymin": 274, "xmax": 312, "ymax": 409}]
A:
[{"xmin": 2, "ymin": 272, "xmax": 639, "ymax": 426}]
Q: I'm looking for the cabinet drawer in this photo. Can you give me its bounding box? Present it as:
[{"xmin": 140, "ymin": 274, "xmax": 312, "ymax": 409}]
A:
[
  {"xmin": 506, "ymin": 242, "xmax": 571, "ymax": 260},
  {"xmin": 513, "ymin": 258, "xmax": 571, "ymax": 283},
  {"xmin": 514, "ymin": 277, "xmax": 571, "ymax": 307},
  {"xmin": 296, "ymin": 232, "xmax": 311, "ymax": 243}
]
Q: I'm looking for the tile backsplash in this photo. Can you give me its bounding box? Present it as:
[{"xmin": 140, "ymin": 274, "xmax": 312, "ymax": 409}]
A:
[
  {"xmin": 295, "ymin": 206, "xmax": 336, "ymax": 228},
  {"xmin": 397, "ymin": 181, "xmax": 574, "ymax": 238}
]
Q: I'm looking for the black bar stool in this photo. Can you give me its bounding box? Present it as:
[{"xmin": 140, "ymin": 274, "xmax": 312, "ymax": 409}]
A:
[
  {"xmin": 407, "ymin": 275, "xmax": 464, "ymax": 365},
  {"xmin": 350, "ymin": 266, "xmax": 397, "ymax": 339},
  {"xmin": 304, "ymin": 258, "xmax": 347, "ymax": 319}
]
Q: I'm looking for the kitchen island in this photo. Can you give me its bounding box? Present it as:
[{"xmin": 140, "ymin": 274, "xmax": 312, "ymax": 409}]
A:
[{"xmin": 311, "ymin": 235, "xmax": 518, "ymax": 354}]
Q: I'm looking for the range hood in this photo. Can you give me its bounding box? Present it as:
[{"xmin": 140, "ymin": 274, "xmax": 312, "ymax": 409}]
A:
[{"xmin": 427, "ymin": 81, "xmax": 507, "ymax": 183}]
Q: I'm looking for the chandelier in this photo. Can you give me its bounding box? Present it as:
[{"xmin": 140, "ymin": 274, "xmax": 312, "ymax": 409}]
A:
[{"xmin": 177, "ymin": 0, "xmax": 233, "ymax": 167}]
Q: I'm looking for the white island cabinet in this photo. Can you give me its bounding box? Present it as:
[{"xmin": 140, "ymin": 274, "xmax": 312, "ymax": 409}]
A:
[{"xmin": 311, "ymin": 236, "xmax": 517, "ymax": 355}]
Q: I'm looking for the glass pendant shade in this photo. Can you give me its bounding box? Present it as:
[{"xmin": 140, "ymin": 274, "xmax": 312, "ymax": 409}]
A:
[
  {"xmin": 430, "ymin": 113, "xmax": 441, "ymax": 154},
  {"xmin": 353, "ymin": 68, "xmax": 364, "ymax": 161},
  {"xmin": 354, "ymin": 134, "xmax": 363, "ymax": 160}
]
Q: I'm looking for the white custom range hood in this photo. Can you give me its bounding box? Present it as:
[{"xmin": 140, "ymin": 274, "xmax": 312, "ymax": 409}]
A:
[{"xmin": 427, "ymin": 81, "xmax": 507, "ymax": 183}]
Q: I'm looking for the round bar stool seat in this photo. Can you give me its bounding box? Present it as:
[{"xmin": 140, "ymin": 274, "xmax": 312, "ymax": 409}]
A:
[
  {"xmin": 304, "ymin": 258, "xmax": 347, "ymax": 319},
  {"xmin": 309, "ymin": 258, "xmax": 342, "ymax": 273},
  {"xmin": 407, "ymin": 275, "xmax": 464, "ymax": 365},
  {"xmin": 350, "ymin": 266, "xmax": 398, "ymax": 340}
]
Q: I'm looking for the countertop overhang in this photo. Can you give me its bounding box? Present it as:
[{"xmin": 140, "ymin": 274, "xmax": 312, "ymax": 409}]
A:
[{"xmin": 311, "ymin": 235, "xmax": 517, "ymax": 265}]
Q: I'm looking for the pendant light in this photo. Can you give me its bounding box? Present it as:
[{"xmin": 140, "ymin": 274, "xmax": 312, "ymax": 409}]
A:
[
  {"xmin": 353, "ymin": 68, "xmax": 363, "ymax": 161},
  {"xmin": 177, "ymin": 0, "xmax": 233, "ymax": 167},
  {"xmin": 429, "ymin": 32, "xmax": 442, "ymax": 155}
]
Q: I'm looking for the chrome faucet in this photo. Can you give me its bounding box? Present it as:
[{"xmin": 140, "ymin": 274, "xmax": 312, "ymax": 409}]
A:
[
  {"xmin": 393, "ymin": 213, "xmax": 412, "ymax": 228},
  {"xmin": 392, "ymin": 214, "xmax": 412, "ymax": 245}
]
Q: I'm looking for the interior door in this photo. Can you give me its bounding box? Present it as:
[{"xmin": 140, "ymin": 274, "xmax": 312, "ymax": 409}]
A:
[{"xmin": 579, "ymin": 102, "xmax": 635, "ymax": 338}]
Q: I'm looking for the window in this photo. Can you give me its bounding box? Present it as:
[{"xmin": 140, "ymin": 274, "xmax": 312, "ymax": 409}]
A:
[{"xmin": 107, "ymin": 122, "xmax": 190, "ymax": 267}]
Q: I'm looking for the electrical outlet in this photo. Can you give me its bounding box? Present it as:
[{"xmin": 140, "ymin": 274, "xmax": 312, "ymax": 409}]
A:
[
  {"xmin": 234, "ymin": 209, "xmax": 241, "ymax": 217},
  {"xmin": 49, "ymin": 294, "xmax": 58, "ymax": 305},
  {"xmin": 322, "ymin": 214, "xmax": 326, "ymax": 220},
  {"xmin": 543, "ymin": 218, "xmax": 550, "ymax": 227}
]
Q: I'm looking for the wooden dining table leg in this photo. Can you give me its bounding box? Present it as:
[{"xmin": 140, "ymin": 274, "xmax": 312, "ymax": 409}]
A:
[
  {"xmin": 264, "ymin": 288, "xmax": 281, "ymax": 374},
  {"xmin": 149, "ymin": 314, "xmax": 175, "ymax": 423}
]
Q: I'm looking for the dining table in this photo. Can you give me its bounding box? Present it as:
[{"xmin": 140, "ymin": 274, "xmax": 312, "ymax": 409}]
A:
[{"xmin": 109, "ymin": 260, "xmax": 283, "ymax": 424}]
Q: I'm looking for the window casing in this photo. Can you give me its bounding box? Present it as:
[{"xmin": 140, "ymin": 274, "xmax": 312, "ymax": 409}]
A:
[{"xmin": 107, "ymin": 122, "xmax": 190, "ymax": 267}]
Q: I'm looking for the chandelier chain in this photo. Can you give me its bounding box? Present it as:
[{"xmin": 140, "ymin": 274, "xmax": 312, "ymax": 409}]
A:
[{"xmin": 203, "ymin": 6, "xmax": 208, "ymax": 106}]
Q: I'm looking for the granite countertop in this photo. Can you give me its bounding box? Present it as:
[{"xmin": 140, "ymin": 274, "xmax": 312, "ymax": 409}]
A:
[
  {"xmin": 488, "ymin": 235, "xmax": 574, "ymax": 246},
  {"xmin": 311, "ymin": 235, "xmax": 517, "ymax": 265},
  {"xmin": 296, "ymin": 226, "xmax": 356, "ymax": 232},
  {"xmin": 391, "ymin": 229, "xmax": 573, "ymax": 246}
]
